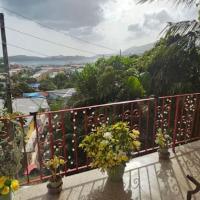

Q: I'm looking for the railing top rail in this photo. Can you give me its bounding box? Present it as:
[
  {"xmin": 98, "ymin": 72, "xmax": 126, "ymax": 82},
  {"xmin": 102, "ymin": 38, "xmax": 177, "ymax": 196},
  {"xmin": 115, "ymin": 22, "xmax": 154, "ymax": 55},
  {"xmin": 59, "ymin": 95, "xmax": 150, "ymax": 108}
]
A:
[
  {"xmin": 0, "ymin": 92, "xmax": 199, "ymax": 120},
  {"xmin": 38, "ymin": 92, "xmax": 200, "ymax": 115}
]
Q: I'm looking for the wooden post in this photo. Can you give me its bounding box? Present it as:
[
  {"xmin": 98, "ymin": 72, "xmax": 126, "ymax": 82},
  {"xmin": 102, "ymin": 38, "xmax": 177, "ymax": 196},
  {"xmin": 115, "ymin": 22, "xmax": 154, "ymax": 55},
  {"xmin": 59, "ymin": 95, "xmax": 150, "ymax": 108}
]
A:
[{"xmin": 0, "ymin": 13, "xmax": 12, "ymax": 113}]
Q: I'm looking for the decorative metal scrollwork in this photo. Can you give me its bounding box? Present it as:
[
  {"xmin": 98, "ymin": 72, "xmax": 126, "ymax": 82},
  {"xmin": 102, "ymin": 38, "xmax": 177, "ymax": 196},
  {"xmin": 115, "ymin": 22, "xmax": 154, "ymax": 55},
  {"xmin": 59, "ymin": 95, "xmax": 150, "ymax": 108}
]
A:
[{"xmin": 176, "ymin": 95, "xmax": 197, "ymax": 142}]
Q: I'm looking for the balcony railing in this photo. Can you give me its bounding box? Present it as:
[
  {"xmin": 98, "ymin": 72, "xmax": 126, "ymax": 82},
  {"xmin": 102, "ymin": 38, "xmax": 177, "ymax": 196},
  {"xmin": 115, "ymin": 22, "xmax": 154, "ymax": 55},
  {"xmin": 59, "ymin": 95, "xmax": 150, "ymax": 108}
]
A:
[{"xmin": 0, "ymin": 93, "xmax": 200, "ymax": 185}]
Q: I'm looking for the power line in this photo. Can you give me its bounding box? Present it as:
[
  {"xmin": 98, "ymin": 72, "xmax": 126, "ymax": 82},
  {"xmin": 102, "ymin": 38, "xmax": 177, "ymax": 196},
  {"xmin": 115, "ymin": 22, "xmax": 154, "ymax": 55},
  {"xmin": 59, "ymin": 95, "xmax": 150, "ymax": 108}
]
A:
[
  {"xmin": 0, "ymin": 6, "xmax": 116, "ymax": 52},
  {"xmin": 5, "ymin": 26, "xmax": 97, "ymax": 55},
  {"xmin": 1, "ymin": 42, "xmax": 49, "ymax": 57}
]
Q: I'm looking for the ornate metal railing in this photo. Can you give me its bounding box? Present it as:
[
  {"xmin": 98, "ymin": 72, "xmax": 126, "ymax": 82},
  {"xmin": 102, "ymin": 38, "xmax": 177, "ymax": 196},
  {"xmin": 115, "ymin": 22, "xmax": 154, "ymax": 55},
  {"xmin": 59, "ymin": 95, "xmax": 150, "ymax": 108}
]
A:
[{"xmin": 0, "ymin": 93, "xmax": 200, "ymax": 185}]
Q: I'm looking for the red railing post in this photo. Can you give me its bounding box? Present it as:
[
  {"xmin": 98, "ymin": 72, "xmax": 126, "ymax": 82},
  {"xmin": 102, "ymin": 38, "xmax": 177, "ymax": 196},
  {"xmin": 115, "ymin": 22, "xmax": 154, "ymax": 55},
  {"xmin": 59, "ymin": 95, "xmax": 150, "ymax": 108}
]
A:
[
  {"xmin": 48, "ymin": 113, "xmax": 54, "ymax": 158},
  {"xmin": 61, "ymin": 112, "xmax": 67, "ymax": 174},
  {"xmin": 72, "ymin": 111, "xmax": 78, "ymax": 170},
  {"xmin": 172, "ymin": 97, "xmax": 180, "ymax": 153},
  {"xmin": 153, "ymin": 97, "xmax": 158, "ymax": 148}
]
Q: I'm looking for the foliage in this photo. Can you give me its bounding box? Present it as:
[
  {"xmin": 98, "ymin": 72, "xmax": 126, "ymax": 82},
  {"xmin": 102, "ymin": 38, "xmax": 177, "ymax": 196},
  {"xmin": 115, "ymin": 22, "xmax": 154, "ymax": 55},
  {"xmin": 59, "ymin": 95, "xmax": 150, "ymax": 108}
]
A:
[
  {"xmin": 45, "ymin": 155, "xmax": 65, "ymax": 182},
  {"xmin": 148, "ymin": 35, "xmax": 200, "ymax": 95},
  {"xmin": 155, "ymin": 128, "xmax": 171, "ymax": 149},
  {"xmin": 49, "ymin": 99, "xmax": 65, "ymax": 111},
  {"xmin": 74, "ymin": 64, "xmax": 98, "ymax": 100},
  {"xmin": 12, "ymin": 82, "xmax": 35, "ymax": 97},
  {"xmin": 126, "ymin": 76, "xmax": 145, "ymax": 97},
  {"xmin": 79, "ymin": 122, "xmax": 141, "ymax": 172},
  {"xmin": 70, "ymin": 56, "xmax": 146, "ymax": 107},
  {"xmin": 0, "ymin": 177, "xmax": 19, "ymax": 196},
  {"xmin": 39, "ymin": 79, "xmax": 57, "ymax": 91},
  {"xmin": 52, "ymin": 73, "xmax": 73, "ymax": 89},
  {"xmin": 137, "ymin": 0, "xmax": 197, "ymax": 6},
  {"xmin": 0, "ymin": 111, "xmax": 23, "ymax": 196},
  {"xmin": 0, "ymin": 111, "xmax": 24, "ymax": 178}
]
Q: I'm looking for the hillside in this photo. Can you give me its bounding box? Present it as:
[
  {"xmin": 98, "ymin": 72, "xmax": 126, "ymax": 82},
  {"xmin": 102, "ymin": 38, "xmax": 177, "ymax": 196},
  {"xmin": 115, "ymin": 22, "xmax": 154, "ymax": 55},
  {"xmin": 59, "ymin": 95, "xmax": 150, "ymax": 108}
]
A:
[
  {"xmin": 9, "ymin": 55, "xmax": 97, "ymax": 65},
  {"xmin": 123, "ymin": 43, "xmax": 155, "ymax": 56}
]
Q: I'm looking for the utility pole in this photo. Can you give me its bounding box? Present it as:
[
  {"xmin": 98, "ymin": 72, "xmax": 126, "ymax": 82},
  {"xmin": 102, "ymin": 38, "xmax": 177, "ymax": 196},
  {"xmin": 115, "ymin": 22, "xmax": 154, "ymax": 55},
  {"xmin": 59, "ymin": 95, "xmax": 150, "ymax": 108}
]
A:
[
  {"xmin": 120, "ymin": 49, "xmax": 122, "ymax": 56},
  {"xmin": 0, "ymin": 13, "xmax": 13, "ymax": 113}
]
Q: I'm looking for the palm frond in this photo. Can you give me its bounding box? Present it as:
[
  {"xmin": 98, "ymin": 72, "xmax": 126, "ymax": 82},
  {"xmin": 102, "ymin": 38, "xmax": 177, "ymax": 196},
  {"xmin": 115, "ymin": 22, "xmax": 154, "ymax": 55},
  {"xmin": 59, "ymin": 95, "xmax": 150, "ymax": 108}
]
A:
[
  {"xmin": 137, "ymin": 0, "xmax": 199, "ymax": 6},
  {"xmin": 164, "ymin": 20, "xmax": 200, "ymax": 35},
  {"xmin": 162, "ymin": 20, "xmax": 200, "ymax": 48}
]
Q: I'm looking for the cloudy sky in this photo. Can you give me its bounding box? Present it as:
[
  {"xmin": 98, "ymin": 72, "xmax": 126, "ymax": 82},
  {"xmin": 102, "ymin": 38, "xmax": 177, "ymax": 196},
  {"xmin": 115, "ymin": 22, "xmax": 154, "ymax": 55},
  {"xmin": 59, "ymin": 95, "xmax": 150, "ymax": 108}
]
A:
[{"xmin": 0, "ymin": 0, "xmax": 198, "ymax": 57}]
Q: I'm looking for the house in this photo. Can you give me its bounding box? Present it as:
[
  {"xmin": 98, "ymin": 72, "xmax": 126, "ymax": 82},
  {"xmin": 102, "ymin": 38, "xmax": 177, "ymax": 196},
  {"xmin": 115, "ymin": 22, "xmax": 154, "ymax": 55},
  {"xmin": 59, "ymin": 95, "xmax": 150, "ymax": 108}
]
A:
[
  {"xmin": 28, "ymin": 83, "xmax": 40, "ymax": 91},
  {"xmin": 32, "ymin": 69, "xmax": 50, "ymax": 81},
  {"xmin": 47, "ymin": 88, "xmax": 76, "ymax": 100},
  {"xmin": 23, "ymin": 92, "xmax": 47, "ymax": 98},
  {"xmin": 0, "ymin": 97, "xmax": 49, "ymax": 139}
]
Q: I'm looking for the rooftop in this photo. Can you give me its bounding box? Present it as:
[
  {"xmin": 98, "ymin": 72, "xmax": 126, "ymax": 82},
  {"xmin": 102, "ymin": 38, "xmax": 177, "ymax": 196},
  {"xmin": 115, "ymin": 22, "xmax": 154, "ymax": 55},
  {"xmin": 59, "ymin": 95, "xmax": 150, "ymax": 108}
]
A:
[
  {"xmin": 12, "ymin": 98, "xmax": 49, "ymax": 114},
  {"xmin": 14, "ymin": 140, "xmax": 200, "ymax": 200},
  {"xmin": 47, "ymin": 88, "xmax": 76, "ymax": 98}
]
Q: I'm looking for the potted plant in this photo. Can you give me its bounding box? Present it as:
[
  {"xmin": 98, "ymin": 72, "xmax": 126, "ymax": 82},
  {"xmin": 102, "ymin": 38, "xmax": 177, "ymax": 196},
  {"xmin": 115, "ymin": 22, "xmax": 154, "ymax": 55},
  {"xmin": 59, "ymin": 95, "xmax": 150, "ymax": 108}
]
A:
[
  {"xmin": 0, "ymin": 111, "xmax": 23, "ymax": 200},
  {"xmin": 45, "ymin": 155, "xmax": 65, "ymax": 194},
  {"xmin": 0, "ymin": 177, "xmax": 19, "ymax": 200},
  {"xmin": 155, "ymin": 128, "xmax": 171, "ymax": 160},
  {"xmin": 79, "ymin": 121, "xmax": 141, "ymax": 181}
]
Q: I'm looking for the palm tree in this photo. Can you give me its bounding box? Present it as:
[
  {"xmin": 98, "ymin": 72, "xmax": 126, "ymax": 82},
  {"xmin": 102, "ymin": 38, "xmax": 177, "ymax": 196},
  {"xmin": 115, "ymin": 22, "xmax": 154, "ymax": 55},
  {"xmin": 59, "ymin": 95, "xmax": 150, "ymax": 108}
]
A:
[
  {"xmin": 139, "ymin": 0, "xmax": 198, "ymax": 6},
  {"xmin": 138, "ymin": 0, "xmax": 200, "ymax": 46}
]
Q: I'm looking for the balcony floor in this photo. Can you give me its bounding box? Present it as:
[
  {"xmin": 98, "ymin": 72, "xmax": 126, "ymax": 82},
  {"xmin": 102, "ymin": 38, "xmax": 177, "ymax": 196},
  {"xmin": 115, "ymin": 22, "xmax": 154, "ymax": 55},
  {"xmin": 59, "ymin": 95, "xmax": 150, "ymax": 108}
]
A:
[{"xmin": 15, "ymin": 140, "xmax": 200, "ymax": 200}]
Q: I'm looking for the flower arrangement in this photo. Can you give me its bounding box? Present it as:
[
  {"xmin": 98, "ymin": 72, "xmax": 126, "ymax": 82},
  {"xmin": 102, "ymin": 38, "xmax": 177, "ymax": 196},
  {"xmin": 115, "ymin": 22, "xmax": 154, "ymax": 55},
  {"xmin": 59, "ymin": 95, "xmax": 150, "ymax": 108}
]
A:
[
  {"xmin": 79, "ymin": 121, "xmax": 141, "ymax": 172},
  {"xmin": 0, "ymin": 177, "xmax": 19, "ymax": 196},
  {"xmin": 45, "ymin": 155, "xmax": 65, "ymax": 194},
  {"xmin": 45, "ymin": 155, "xmax": 65, "ymax": 182},
  {"xmin": 155, "ymin": 128, "xmax": 171, "ymax": 149}
]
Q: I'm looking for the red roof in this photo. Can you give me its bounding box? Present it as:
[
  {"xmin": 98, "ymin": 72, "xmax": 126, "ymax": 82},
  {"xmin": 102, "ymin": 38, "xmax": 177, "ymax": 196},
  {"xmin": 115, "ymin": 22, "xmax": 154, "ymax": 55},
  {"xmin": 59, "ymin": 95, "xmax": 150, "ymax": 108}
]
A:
[{"xmin": 24, "ymin": 164, "xmax": 38, "ymax": 175}]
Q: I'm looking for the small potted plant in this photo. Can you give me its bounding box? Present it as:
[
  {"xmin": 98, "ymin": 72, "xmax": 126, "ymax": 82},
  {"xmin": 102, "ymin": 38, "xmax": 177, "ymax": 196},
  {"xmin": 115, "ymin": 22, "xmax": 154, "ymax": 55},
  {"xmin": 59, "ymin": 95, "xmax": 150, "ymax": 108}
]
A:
[
  {"xmin": 45, "ymin": 155, "xmax": 65, "ymax": 194},
  {"xmin": 155, "ymin": 128, "xmax": 171, "ymax": 160},
  {"xmin": 79, "ymin": 121, "xmax": 141, "ymax": 181}
]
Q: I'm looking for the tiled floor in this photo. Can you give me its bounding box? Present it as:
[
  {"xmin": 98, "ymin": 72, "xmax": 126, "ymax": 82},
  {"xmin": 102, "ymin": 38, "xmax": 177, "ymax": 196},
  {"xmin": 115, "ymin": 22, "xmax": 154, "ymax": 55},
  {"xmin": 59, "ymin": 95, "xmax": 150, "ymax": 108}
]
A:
[{"xmin": 15, "ymin": 141, "xmax": 200, "ymax": 200}]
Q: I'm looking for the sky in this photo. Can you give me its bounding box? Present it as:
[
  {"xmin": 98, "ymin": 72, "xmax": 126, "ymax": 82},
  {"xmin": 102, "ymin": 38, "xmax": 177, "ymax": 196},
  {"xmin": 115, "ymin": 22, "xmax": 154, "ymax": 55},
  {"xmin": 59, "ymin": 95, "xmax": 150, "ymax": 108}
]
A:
[{"xmin": 0, "ymin": 0, "xmax": 198, "ymax": 57}]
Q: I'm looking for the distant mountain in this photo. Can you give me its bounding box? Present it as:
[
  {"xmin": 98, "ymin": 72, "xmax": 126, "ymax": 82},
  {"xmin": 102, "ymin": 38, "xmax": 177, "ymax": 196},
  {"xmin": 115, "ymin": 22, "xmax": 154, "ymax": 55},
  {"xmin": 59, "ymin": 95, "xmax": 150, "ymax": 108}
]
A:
[
  {"xmin": 8, "ymin": 43, "xmax": 155, "ymax": 66},
  {"xmin": 9, "ymin": 55, "xmax": 98, "ymax": 66},
  {"xmin": 123, "ymin": 42, "xmax": 155, "ymax": 56}
]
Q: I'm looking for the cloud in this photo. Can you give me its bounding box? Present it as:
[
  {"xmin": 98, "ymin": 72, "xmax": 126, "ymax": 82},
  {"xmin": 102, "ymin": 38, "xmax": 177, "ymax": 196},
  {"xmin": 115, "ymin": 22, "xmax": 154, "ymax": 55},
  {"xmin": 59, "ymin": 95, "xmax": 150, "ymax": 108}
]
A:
[
  {"xmin": 128, "ymin": 24, "xmax": 142, "ymax": 32},
  {"xmin": 143, "ymin": 10, "xmax": 173, "ymax": 29},
  {"xmin": 68, "ymin": 26, "xmax": 104, "ymax": 41},
  {"xmin": 127, "ymin": 9, "xmax": 173, "ymax": 40},
  {"xmin": 127, "ymin": 23, "xmax": 147, "ymax": 38},
  {"xmin": 1, "ymin": 0, "xmax": 110, "ymax": 30}
]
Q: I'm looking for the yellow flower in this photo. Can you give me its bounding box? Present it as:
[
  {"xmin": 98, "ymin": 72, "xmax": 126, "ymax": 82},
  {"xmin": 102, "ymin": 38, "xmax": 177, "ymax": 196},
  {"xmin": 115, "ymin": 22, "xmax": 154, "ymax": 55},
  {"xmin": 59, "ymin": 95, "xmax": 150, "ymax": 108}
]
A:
[
  {"xmin": 121, "ymin": 155, "xmax": 128, "ymax": 162},
  {"xmin": 59, "ymin": 159, "xmax": 65, "ymax": 165},
  {"xmin": 132, "ymin": 141, "xmax": 141, "ymax": 150},
  {"xmin": 1, "ymin": 186, "xmax": 10, "ymax": 195},
  {"xmin": 132, "ymin": 129, "xmax": 140, "ymax": 136},
  {"xmin": 0, "ymin": 176, "xmax": 6, "ymax": 188},
  {"xmin": 11, "ymin": 180, "xmax": 19, "ymax": 191}
]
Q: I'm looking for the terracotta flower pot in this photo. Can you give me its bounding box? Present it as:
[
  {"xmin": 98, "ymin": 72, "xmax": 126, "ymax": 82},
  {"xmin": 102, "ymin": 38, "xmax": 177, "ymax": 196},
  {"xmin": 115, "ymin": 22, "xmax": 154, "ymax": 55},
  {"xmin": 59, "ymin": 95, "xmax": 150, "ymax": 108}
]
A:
[
  {"xmin": 47, "ymin": 176, "xmax": 63, "ymax": 195},
  {"xmin": 158, "ymin": 148, "xmax": 170, "ymax": 160},
  {"xmin": 107, "ymin": 164, "xmax": 125, "ymax": 182}
]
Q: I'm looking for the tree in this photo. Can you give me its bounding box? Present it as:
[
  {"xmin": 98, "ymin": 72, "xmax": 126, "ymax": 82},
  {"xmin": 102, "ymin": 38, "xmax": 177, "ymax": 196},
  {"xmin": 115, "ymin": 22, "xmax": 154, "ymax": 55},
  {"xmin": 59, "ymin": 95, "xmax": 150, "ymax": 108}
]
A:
[
  {"xmin": 74, "ymin": 64, "xmax": 98, "ymax": 100},
  {"xmin": 12, "ymin": 82, "xmax": 35, "ymax": 97},
  {"xmin": 97, "ymin": 66, "xmax": 119, "ymax": 103},
  {"xmin": 49, "ymin": 98, "xmax": 65, "ymax": 111},
  {"xmin": 68, "ymin": 56, "xmax": 146, "ymax": 107},
  {"xmin": 39, "ymin": 79, "xmax": 57, "ymax": 91},
  {"xmin": 52, "ymin": 73, "xmax": 73, "ymax": 89},
  {"xmin": 148, "ymin": 35, "xmax": 200, "ymax": 95},
  {"xmin": 138, "ymin": 0, "xmax": 200, "ymax": 49}
]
